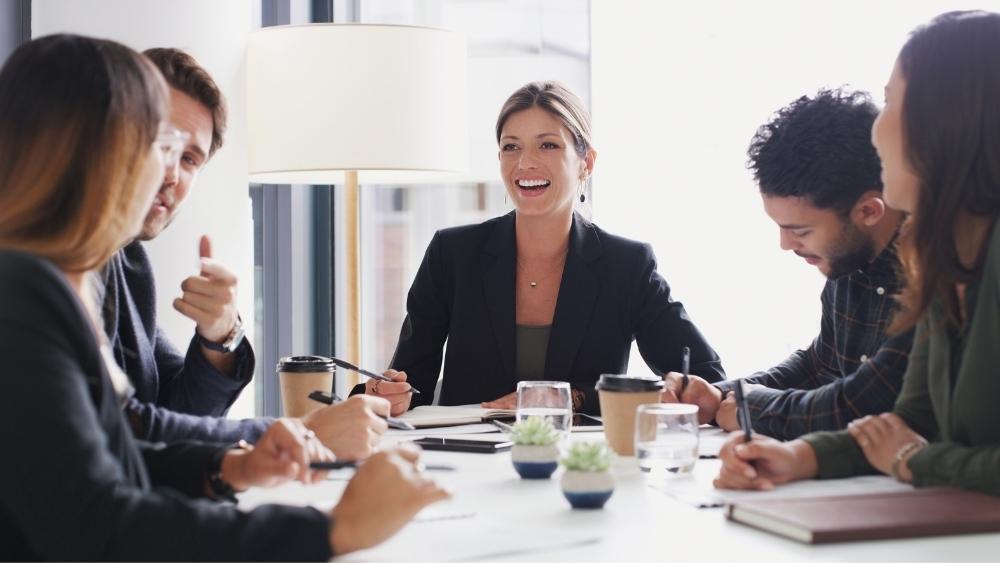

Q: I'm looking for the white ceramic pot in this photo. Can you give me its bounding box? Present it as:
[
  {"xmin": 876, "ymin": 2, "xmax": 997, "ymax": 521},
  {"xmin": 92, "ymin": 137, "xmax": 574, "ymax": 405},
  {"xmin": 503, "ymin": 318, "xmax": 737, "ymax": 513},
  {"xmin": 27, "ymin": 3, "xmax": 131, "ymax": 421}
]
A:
[
  {"xmin": 561, "ymin": 470, "xmax": 614, "ymax": 509},
  {"xmin": 511, "ymin": 444, "xmax": 559, "ymax": 479}
]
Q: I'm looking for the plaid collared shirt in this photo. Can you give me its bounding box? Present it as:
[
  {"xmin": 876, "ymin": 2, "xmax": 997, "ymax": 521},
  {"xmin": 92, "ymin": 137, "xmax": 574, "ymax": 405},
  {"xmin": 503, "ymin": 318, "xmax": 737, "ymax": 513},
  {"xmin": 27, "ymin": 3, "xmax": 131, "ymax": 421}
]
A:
[{"xmin": 716, "ymin": 240, "xmax": 914, "ymax": 440}]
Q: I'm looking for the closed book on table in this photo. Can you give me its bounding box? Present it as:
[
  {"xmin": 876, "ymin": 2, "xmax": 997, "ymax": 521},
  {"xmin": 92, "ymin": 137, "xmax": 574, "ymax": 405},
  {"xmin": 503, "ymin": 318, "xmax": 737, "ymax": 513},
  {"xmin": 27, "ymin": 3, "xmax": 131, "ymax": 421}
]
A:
[{"xmin": 726, "ymin": 488, "xmax": 1000, "ymax": 544}]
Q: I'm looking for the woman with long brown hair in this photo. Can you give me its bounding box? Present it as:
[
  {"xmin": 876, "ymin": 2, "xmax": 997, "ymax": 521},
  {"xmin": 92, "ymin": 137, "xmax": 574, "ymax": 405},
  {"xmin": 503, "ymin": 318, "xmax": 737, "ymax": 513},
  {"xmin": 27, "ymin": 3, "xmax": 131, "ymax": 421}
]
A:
[
  {"xmin": 0, "ymin": 34, "xmax": 446, "ymax": 560},
  {"xmin": 714, "ymin": 10, "xmax": 1000, "ymax": 495}
]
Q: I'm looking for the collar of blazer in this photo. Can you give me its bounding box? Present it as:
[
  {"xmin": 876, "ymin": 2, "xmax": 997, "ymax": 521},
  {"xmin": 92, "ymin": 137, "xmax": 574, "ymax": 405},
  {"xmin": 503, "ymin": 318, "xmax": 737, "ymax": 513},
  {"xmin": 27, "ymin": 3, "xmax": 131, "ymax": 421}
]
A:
[
  {"xmin": 479, "ymin": 210, "xmax": 604, "ymax": 385},
  {"xmin": 482, "ymin": 210, "xmax": 604, "ymax": 263}
]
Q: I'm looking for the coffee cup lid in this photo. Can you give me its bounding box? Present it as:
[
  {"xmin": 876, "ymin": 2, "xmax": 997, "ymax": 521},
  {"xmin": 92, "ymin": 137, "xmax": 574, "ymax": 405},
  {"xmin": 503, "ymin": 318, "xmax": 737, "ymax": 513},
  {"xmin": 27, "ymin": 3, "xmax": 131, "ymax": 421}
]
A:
[
  {"xmin": 276, "ymin": 355, "xmax": 336, "ymax": 373},
  {"xmin": 595, "ymin": 373, "xmax": 664, "ymax": 392}
]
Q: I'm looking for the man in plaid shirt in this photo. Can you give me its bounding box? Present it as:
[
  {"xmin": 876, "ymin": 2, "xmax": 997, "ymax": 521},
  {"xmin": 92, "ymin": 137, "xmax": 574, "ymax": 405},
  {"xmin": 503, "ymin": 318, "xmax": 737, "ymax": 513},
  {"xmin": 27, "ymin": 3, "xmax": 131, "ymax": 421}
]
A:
[{"xmin": 665, "ymin": 88, "xmax": 914, "ymax": 440}]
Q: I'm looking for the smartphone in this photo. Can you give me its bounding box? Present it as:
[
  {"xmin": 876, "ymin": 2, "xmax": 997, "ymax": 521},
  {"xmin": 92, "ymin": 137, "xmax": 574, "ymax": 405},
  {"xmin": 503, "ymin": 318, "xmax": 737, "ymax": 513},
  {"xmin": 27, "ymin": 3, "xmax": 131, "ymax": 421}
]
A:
[{"xmin": 411, "ymin": 437, "xmax": 513, "ymax": 453}]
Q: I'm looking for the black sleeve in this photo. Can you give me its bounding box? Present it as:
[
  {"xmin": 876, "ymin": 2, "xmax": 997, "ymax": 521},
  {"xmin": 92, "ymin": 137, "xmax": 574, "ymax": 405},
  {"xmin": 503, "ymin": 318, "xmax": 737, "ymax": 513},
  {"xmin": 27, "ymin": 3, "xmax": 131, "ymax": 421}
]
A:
[
  {"xmin": 383, "ymin": 231, "xmax": 452, "ymax": 407},
  {"xmin": 138, "ymin": 440, "xmax": 225, "ymax": 499},
  {"xmin": 0, "ymin": 322, "xmax": 332, "ymax": 561},
  {"xmin": 631, "ymin": 243, "xmax": 725, "ymax": 383},
  {"xmin": 155, "ymin": 330, "xmax": 256, "ymax": 416}
]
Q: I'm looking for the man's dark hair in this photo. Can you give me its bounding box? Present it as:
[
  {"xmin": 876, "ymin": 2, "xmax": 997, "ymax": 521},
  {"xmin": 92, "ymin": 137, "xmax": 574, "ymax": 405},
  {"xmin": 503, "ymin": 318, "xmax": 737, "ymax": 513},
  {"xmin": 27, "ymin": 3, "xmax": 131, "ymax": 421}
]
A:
[
  {"xmin": 143, "ymin": 47, "xmax": 226, "ymax": 157},
  {"xmin": 747, "ymin": 88, "xmax": 882, "ymax": 216}
]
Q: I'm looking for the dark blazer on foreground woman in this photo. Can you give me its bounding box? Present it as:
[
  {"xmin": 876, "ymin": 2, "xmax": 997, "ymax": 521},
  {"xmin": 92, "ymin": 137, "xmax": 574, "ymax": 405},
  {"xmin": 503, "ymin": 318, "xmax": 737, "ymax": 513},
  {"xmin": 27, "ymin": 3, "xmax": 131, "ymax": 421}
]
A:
[
  {"xmin": 374, "ymin": 211, "xmax": 725, "ymax": 414},
  {"xmin": 0, "ymin": 251, "xmax": 331, "ymax": 561}
]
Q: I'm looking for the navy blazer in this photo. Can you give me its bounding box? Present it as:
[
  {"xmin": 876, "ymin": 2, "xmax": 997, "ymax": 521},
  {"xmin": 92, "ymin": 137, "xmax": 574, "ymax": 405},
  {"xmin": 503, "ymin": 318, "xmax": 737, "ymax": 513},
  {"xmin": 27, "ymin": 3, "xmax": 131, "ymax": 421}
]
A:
[
  {"xmin": 101, "ymin": 242, "xmax": 270, "ymax": 443},
  {"xmin": 380, "ymin": 211, "xmax": 725, "ymax": 414}
]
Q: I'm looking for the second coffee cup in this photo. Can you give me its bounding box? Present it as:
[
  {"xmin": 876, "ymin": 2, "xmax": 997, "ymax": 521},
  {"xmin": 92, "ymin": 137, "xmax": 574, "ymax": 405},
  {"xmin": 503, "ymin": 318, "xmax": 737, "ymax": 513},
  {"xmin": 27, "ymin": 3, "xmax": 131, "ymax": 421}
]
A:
[
  {"xmin": 277, "ymin": 355, "xmax": 336, "ymax": 418},
  {"xmin": 596, "ymin": 373, "xmax": 665, "ymax": 456}
]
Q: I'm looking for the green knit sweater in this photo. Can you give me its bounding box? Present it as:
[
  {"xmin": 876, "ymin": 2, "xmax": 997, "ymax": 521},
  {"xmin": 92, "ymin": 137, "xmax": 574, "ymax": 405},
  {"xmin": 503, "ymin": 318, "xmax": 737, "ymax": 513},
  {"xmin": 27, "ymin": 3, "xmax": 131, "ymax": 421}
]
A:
[{"xmin": 803, "ymin": 221, "xmax": 1000, "ymax": 495}]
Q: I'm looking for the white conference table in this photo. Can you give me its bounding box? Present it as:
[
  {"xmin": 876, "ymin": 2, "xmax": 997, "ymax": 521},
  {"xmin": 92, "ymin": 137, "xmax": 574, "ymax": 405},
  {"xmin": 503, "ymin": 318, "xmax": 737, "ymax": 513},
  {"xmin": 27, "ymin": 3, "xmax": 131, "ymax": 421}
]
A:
[{"xmin": 239, "ymin": 428, "xmax": 1000, "ymax": 561}]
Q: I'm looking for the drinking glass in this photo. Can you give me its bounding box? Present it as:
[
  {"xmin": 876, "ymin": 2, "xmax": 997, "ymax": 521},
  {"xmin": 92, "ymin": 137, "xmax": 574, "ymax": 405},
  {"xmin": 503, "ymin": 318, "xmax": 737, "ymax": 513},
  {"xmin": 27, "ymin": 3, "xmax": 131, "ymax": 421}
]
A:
[
  {"xmin": 634, "ymin": 403, "xmax": 699, "ymax": 474},
  {"xmin": 516, "ymin": 381, "xmax": 573, "ymax": 440}
]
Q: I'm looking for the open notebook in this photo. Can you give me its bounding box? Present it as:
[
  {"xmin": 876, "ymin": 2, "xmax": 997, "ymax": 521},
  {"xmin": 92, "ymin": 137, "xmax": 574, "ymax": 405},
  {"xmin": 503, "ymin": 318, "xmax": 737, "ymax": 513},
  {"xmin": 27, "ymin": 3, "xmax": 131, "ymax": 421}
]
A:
[{"xmin": 397, "ymin": 405, "xmax": 516, "ymax": 428}]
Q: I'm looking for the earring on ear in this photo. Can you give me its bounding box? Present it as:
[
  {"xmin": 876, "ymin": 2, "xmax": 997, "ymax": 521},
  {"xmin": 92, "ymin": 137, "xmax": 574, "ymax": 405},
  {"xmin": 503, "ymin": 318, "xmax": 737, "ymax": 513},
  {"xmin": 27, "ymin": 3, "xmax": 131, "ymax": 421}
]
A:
[{"xmin": 579, "ymin": 176, "xmax": 587, "ymax": 203}]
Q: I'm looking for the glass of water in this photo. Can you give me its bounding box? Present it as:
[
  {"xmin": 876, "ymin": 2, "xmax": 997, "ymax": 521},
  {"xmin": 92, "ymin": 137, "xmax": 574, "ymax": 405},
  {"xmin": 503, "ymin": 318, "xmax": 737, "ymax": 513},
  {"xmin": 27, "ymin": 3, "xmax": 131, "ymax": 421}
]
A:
[
  {"xmin": 516, "ymin": 381, "xmax": 573, "ymax": 440},
  {"xmin": 634, "ymin": 403, "xmax": 699, "ymax": 474}
]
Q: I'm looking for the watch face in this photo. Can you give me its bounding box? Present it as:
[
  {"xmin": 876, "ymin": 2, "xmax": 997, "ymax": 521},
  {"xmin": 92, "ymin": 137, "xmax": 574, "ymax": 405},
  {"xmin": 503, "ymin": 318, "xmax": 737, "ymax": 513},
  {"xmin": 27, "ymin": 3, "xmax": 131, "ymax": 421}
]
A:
[{"xmin": 223, "ymin": 321, "xmax": 246, "ymax": 353}]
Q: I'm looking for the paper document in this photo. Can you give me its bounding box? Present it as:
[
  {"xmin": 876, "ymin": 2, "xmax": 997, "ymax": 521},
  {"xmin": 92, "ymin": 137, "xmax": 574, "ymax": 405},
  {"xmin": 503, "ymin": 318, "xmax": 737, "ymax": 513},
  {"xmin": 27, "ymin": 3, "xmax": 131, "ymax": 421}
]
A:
[{"xmin": 397, "ymin": 405, "xmax": 515, "ymax": 428}]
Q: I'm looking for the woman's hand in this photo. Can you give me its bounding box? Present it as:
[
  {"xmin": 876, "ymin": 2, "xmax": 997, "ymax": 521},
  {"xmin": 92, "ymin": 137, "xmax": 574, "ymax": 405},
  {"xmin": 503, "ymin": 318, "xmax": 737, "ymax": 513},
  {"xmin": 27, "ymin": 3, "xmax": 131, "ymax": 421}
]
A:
[
  {"xmin": 481, "ymin": 392, "xmax": 516, "ymax": 410},
  {"xmin": 329, "ymin": 445, "xmax": 450, "ymax": 555},
  {"xmin": 847, "ymin": 413, "xmax": 925, "ymax": 481},
  {"xmin": 365, "ymin": 369, "xmax": 413, "ymax": 416},
  {"xmin": 221, "ymin": 418, "xmax": 335, "ymax": 492},
  {"xmin": 713, "ymin": 432, "xmax": 818, "ymax": 490}
]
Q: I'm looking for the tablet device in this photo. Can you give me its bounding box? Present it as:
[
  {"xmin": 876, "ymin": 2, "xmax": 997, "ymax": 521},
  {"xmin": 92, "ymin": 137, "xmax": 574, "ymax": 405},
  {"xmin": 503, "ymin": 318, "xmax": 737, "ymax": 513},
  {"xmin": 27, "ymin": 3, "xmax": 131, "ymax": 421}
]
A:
[{"xmin": 411, "ymin": 437, "xmax": 513, "ymax": 453}]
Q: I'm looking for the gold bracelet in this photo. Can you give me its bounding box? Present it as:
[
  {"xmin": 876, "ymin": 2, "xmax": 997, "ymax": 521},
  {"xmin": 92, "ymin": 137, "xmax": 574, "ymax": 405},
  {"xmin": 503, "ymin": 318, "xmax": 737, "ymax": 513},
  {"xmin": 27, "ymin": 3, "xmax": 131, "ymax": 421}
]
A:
[{"xmin": 890, "ymin": 440, "xmax": 926, "ymax": 483}]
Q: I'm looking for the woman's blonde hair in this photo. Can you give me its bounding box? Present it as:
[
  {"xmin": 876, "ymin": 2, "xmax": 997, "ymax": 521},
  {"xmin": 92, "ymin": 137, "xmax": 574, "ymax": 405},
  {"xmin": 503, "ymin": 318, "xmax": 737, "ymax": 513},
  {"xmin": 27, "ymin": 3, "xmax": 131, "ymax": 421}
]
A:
[{"xmin": 0, "ymin": 34, "xmax": 168, "ymax": 272}]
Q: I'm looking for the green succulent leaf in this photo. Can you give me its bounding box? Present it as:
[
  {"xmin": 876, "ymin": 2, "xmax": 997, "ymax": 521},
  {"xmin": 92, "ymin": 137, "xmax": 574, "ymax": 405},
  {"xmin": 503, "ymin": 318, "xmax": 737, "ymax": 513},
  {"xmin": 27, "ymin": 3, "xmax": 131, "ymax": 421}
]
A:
[
  {"xmin": 560, "ymin": 441, "xmax": 611, "ymax": 472},
  {"xmin": 510, "ymin": 416, "xmax": 561, "ymax": 446}
]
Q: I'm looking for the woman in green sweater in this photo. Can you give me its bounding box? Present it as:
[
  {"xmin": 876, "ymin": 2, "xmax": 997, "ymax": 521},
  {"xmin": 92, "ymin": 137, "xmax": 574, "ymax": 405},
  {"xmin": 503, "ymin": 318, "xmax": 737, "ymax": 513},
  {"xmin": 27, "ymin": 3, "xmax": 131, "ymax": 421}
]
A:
[{"xmin": 714, "ymin": 10, "xmax": 1000, "ymax": 495}]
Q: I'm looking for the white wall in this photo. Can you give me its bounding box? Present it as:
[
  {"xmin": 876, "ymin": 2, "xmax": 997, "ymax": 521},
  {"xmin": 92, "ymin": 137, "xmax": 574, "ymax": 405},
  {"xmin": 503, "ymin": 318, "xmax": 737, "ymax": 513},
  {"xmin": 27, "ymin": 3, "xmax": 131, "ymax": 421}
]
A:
[
  {"xmin": 33, "ymin": 0, "xmax": 258, "ymax": 418},
  {"xmin": 591, "ymin": 0, "xmax": 996, "ymax": 379}
]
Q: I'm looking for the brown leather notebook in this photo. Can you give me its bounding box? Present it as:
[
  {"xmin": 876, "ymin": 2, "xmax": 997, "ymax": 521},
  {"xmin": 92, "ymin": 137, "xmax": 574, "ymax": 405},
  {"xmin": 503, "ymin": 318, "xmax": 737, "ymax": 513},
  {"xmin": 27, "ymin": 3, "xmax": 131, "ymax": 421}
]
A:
[{"xmin": 726, "ymin": 488, "xmax": 1000, "ymax": 544}]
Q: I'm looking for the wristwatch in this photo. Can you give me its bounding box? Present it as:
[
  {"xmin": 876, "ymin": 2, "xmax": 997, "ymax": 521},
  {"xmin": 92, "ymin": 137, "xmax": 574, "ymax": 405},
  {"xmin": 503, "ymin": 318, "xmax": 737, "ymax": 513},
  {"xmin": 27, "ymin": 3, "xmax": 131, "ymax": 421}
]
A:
[
  {"xmin": 198, "ymin": 317, "xmax": 245, "ymax": 354},
  {"xmin": 207, "ymin": 440, "xmax": 252, "ymax": 502}
]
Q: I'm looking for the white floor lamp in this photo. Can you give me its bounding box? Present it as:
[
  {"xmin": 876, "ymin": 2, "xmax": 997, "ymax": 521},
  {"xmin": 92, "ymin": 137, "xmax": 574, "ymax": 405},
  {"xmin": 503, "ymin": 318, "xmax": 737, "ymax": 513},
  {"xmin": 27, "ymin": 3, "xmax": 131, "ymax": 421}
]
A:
[{"xmin": 247, "ymin": 24, "xmax": 468, "ymax": 388}]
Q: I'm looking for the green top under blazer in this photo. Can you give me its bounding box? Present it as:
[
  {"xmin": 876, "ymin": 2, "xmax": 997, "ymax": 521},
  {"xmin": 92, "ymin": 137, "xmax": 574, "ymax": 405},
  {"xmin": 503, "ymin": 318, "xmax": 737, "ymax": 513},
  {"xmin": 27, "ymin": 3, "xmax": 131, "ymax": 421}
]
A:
[{"xmin": 803, "ymin": 220, "xmax": 1000, "ymax": 495}]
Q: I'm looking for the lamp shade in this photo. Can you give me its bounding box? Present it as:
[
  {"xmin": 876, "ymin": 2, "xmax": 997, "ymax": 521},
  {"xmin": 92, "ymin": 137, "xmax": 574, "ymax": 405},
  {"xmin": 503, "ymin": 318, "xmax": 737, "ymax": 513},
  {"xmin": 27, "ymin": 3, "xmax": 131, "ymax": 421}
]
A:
[{"xmin": 247, "ymin": 24, "xmax": 469, "ymax": 184}]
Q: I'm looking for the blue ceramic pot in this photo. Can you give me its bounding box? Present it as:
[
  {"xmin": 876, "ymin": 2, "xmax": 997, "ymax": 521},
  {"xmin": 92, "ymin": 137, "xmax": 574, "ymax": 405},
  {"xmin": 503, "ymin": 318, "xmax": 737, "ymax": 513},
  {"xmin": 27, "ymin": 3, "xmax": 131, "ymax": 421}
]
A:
[{"xmin": 511, "ymin": 444, "xmax": 559, "ymax": 479}]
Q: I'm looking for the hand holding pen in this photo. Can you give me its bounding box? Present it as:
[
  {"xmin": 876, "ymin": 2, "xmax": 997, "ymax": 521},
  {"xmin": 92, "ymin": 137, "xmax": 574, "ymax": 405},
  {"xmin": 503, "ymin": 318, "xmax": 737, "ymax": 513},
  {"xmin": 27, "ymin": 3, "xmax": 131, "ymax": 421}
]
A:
[{"xmin": 363, "ymin": 367, "xmax": 417, "ymax": 417}]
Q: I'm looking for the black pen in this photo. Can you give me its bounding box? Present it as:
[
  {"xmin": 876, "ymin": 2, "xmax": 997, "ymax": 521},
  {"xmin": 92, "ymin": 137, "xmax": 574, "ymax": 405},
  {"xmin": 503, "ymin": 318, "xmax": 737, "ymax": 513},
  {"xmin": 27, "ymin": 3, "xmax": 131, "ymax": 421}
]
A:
[
  {"xmin": 680, "ymin": 346, "xmax": 691, "ymax": 395},
  {"xmin": 310, "ymin": 460, "xmax": 456, "ymax": 471},
  {"xmin": 733, "ymin": 379, "xmax": 753, "ymax": 443},
  {"xmin": 308, "ymin": 390, "xmax": 417, "ymax": 431},
  {"xmin": 330, "ymin": 357, "xmax": 421, "ymax": 395}
]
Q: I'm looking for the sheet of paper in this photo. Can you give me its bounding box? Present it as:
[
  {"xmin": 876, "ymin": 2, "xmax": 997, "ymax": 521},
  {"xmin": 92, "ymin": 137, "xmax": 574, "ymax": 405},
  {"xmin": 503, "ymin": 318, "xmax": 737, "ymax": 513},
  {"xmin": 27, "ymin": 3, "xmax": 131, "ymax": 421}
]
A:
[
  {"xmin": 650, "ymin": 471, "xmax": 914, "ymax": 509},
  {"xmin": 341, "ymin": 516, "xmax": 601, "ymax": 562}
]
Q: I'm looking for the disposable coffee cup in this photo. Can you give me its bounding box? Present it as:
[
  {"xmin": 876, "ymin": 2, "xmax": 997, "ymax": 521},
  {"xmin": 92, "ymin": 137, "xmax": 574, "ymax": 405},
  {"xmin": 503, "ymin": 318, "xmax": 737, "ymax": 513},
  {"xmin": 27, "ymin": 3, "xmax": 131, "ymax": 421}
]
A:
[
  {"xmin": 596, "ymin": 374, "xmax": 665, "ymax": 456},
  {"xmin": 277, "ymin": 355, "xmax": 336, "ymax": 418}
]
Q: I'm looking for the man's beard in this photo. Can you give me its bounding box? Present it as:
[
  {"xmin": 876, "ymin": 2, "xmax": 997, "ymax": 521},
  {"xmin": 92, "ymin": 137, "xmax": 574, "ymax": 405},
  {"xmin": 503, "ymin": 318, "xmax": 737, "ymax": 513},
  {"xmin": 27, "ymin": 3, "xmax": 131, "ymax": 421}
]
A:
[{"xmin": 824, "ymin": 221, "xmax": 877, "ymax": 279}]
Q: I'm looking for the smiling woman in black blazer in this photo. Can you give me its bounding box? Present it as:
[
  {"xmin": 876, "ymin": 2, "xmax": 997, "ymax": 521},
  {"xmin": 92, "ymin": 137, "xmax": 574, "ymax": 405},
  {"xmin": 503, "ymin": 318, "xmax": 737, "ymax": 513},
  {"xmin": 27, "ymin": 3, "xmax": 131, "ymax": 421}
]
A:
[{"xmin": 365, "ymin": 81, "xmax": 725, "ymax": 415}]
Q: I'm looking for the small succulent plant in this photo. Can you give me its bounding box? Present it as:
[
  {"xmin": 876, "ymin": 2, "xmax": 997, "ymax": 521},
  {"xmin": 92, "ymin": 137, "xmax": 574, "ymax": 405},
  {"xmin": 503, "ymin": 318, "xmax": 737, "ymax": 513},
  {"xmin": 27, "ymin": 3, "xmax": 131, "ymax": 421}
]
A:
[
  {"xmin": 560, "ymin": 441, "xmax": 611, "ymax": 473},
  {"xmin": 510, "ymin": 416, "xmax": 560, "ymax": 446}
]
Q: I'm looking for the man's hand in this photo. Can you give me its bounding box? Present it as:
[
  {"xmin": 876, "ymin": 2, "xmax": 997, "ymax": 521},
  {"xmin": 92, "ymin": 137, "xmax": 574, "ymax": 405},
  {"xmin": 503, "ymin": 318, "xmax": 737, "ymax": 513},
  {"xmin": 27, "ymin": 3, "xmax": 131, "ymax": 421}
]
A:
[
  {"xmin": 662, "ymin": 372, "xmax": 722, "ymax": 425},
  {"xmin": 716, "ymin": 383, "xmax": 768, "ymax": 431},
  {"xmin": 365, "ymin": 370, "xmax": 414, "ymax": 416},
  {"xmin": 173, "ymin": 235, "xmax": 240, "ymax": 346},
  {"xmin": 302, "ymin": 395, "xmax": 390, "ymax": 460}
]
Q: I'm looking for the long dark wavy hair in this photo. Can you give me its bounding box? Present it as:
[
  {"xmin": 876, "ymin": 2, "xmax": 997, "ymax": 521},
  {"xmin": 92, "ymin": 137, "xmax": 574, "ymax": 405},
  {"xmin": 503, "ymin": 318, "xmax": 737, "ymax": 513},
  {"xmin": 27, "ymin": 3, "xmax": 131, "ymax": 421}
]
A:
[{"xmin": 891, "ymin": 11, "xmax": 1000, "ymax": 333}]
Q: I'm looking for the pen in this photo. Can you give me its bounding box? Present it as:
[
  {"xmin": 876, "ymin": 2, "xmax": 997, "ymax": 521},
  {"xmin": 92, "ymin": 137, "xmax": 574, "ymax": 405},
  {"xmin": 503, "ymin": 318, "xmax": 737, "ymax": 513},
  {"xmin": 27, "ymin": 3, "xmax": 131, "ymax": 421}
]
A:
[
  {"xmin": 680, "ymin": 346, "xmax": 691, "ymax": 395},
  {"xmin": 330, "ymin": 357, "xmax": 421, "ymax": 395},
  {"xmin": 309, "ymin": 460, "xmax": 456, "ymax": 471},
  {"xmin": 733, "ymin": 379, "xmax": 753, "ymax": 443},
  {"xmin": 308, "ymin": 390, "xmax": 417, "ymax": 431}
]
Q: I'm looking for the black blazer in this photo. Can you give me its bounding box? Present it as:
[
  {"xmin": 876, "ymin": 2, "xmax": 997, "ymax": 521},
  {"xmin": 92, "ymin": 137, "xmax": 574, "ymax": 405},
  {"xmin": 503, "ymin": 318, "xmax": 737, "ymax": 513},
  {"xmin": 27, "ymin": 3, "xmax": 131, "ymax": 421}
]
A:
[
  {"xmin": 0, "ymin": 251, "xmax": 331, "ymax": 561},
  {"xmin": 383, "ymin": 212, "xmax": 725, "ymax": 414}
]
